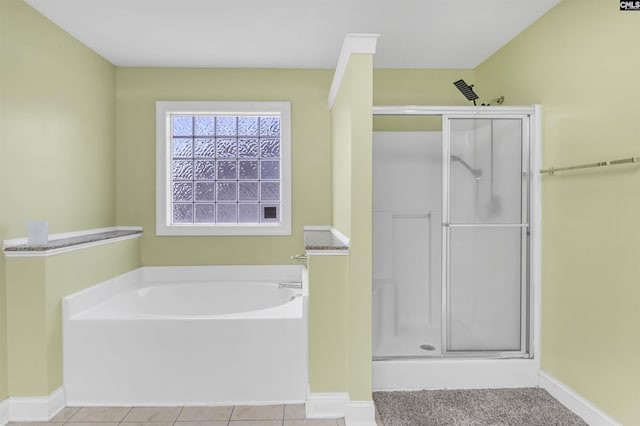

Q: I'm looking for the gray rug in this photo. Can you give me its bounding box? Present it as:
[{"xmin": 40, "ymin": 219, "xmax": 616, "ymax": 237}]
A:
[{"xmin": 373, "ymin": 388, "xmax": 588, "ymax": 426}]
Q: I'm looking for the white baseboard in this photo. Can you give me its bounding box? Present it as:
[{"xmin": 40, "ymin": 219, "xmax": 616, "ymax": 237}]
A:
[
  {"xmin": 306, "ymin": 392, "xmax": 376, "ymax": 426},
  {"xmin": 306, "ymin": 392, "xmax": 349, "ymax": 419},
  {"xmin": 0, "ymin": 398, "xmax": 9, "ymax": 426},
  {"xmin": 346, "ymin": 401, "xmax": 376, "ymax": 426},
  {"xmin": 539, "ymin": 371, "xmax": 621, "ymax": 426},
  {"xmin": 8, "ymin": 386, "xmax": 65, "ymax": 422}
]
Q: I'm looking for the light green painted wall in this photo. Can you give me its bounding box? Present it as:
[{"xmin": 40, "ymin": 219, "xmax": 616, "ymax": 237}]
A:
[
  {"xmin": 0, "ymin": 0, "xmax": 119, "ymax": 398},
  {"xmin": 5, "ymin": 238, "xmax": 141, "ymax": 396},
  {"xmin": 476, "ymin": 1, "xmax": 640, "ymax": 424},
  {"xmin": 329, "ymin": 54, "xmax": 374, "ymax": 401},
  {"xmin": 5, "ymin": 257, "xmax": 47, "ymax": 396},
  {"xmin": 116, "ymin": 68, "xmax": 333, "ymax": 266},
  {"xmin": 0, "ymin": 255, "xmax": 5, "ymax": 400},
  {"xmin": 372, "ymin": 69, "xmax": 475, "ymax": 131},
  {"xmin": 346, "ymin": 54, "xmax": 374, "ymax": 401},
  {"xmin": 331, "ymin": 62, "xmax": 353, "ymax": 238},
  {"xmin": 307, "ymin": 255, "xmax": 349, "ymax": 393},
  {"xmin": 0, "ymin": 0, "xmax": 116, "ymax": 238}
]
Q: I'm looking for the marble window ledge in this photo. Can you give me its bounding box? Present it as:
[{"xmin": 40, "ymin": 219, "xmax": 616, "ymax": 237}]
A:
[
  {"xmin": 304, "ymin": 227, "xmax": 350, "ymax": 253},
  {"xmin": 3, "ymin": 227, "xmax": 142, "ymax": 257}
]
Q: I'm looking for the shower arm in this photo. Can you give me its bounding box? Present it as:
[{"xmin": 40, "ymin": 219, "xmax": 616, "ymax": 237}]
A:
[{"xmin": 450, "ymin": 155, "xmax": 482, "ymax": 178}]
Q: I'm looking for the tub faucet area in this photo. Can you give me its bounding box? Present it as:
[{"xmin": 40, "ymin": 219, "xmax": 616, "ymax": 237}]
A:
[{"xmin": 279, "ymin": 281, "xmax": 303, "ymax": 289}]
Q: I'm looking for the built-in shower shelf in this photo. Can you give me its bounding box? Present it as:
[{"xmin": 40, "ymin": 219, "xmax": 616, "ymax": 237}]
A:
[{"xmin": 3, "ymin": 226, "xmax": 142, "ymax": 257}]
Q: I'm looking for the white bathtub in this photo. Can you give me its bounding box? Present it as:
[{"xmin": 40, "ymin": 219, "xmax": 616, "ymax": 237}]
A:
[{"xmin": 63, "ymin": 265, "xmax": 307, "ymax": 406}]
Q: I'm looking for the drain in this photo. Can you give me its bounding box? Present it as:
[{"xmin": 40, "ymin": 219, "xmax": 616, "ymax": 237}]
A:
[{"xmin": 419, "ymin": 344, "xmax": 436, "ymax": 351}]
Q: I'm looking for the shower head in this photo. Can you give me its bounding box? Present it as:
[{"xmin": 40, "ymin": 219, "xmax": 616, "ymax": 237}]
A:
[
  {"xmin": 451, "ymin": 154, "xmax": 482, "ymax": 179},
  {"xmin": 453, "ymin": 79, "xmax": 479, "ymax": 105}
]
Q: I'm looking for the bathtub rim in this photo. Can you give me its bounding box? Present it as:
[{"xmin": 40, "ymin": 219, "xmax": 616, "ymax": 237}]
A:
[{"xmin": 63, "ymin": 264, "xmax": 306, "ymax": 321}]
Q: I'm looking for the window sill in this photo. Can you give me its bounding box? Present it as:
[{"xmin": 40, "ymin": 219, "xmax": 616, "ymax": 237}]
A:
[{"xmin": 156, "ymin": 223, "xmax": 291, "ymax": 236}]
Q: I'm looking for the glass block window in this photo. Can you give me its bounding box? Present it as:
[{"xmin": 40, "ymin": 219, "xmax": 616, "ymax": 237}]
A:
[{"xmin": 156, "ymin": 102, "xmax": 291, "ymax": 236}]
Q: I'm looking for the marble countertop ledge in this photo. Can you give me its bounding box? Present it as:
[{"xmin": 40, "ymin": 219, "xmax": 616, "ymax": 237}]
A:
[
  {"xmin": 4, "ymin": 229, "xmax": 142, "ymax": 252},
  {"xmin": 304, "ymin": 229, "xmax": 349, "ymax": 251}
]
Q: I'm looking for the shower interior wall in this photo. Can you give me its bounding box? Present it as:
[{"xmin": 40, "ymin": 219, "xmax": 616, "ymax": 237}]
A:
[{"xmin": 373, "ymin": 117, "xmax": 526, "ymax": 359}]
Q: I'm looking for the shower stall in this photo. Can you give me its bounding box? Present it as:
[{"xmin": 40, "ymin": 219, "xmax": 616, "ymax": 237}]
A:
[{"xmin": 372, "ymin": 106, "xmax": 540, "ymax": 390}]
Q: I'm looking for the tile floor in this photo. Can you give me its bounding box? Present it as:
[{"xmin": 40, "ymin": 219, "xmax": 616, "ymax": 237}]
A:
[{"xmin": 7, "ymin": 405, "xmax": 385, "ymax": 426}]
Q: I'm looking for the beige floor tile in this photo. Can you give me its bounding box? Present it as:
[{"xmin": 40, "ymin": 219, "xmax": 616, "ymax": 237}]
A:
[
  {"xmin": 68, "ymin": 407, "xmax": 131, "ymax": 422},
  {"xmin": 61, "ymin": 423, "xmax": 119, "ymax": 426},
  {"xmin": 117, "ymin": 423, "xmax": 173, "ymax": 426},
  {"xmin": 174, "ymin": 422, "xmax": 228, "ymax": 426},
  {"xmin": 8, "ymin": 423, "xmax": 64, "ymax": 426},
  {"xmin": 50, "ymin": 407, "xmax": 81, "ymax": 422},
  {"xmin": 284, "ymin": 404, "xmax": 306, "ymax": 420},
  {"xmin": 284, "ymin": 420, "xmax": 338, "ymax": 426},
  {"xmin": 177, "ymin": 406, "xmax": 233, "ymax": 421},
  {"xmin": 122, "ymin": 407, "xmax": 181, "ymax": 422},
  {"xmin": 376, "ymin": 419, "xmax": 384, "ymax": 426},
  {"xmin": 230, "ymin": 405, "xmax": 284, "ymax": 421},
  {"xmin": 228, "ymin": 422, "xmax": 282, "ymax": 426},
  {"xmin": 337, "ymin": 419, "xmax": 346, "ymax": 426}
]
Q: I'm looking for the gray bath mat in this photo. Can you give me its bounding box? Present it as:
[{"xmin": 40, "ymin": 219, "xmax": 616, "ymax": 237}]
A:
[{"xmin": 373, "ymin": 388, "xmax": 588, "ymax": 426}]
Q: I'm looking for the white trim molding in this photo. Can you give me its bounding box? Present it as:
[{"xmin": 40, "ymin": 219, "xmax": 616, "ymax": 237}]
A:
[
  {"xmin": 306, "ymin": 250, "xmax": 350, "ymax": 256},
  {"xmin": 155, "ymin": 101, "xmax": 292, "ymax": 236},
  {"xmin": 328, "ymin": 33, "xmax": 379, "ymax": 108},
  {"xmin": 373, "ymin": 105, "xmax": 536, "ymax": 116},
  {"xmin": 306, "ymin": 393, "xmax": 376, "ymax": 426},
  {"xmin": 306, "ymin": 392, "xmax": 349, "ymax": 419},
  {"xmin": 539, "ymin": 371, "xmax": 622, "ymax": 426},
  {"xmin": 0, "ymin": 399, "xmax": 9, "ymax": 426},
  {"xmin": 7, "ymin": 386, "xmax": 65, "ymax": 422},
  {"xmin": 346, "ymin": 401, "xmax": 376, "ymax": 426}
]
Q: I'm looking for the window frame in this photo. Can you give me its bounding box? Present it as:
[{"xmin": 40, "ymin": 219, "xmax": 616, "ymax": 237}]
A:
[{"xmin": 155, "ymin": 101, "xmax": 291, "ymax": 236}]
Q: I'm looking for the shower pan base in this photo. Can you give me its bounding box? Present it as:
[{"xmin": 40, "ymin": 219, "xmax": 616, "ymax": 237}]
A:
[
  {"xmin": 373, "ymin": 358, "xmax": 539, "ymax": 391},
  {"xmin": 374, "ymin": 324, "xmax": 442, "ymax": 358}
]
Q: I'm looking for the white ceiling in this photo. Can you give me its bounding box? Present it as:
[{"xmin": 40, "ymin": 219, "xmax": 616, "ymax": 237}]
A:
[{"xmin": 24, "ymin": 0, "xmax": 560, "ymax": 69}]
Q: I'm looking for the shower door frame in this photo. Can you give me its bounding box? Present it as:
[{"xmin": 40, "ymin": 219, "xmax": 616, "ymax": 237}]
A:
[
  {"xmin": 371, "ymin": 105, "xmax": 541, "ymax": 362},
  {"xmin": 442, "ymin": 113, "xmax": 530, "ymax": 358}
]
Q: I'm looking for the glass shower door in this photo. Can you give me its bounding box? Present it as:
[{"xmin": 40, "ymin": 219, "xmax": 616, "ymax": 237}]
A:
[{"xmin": 442, "ymin": 116, "xmax": 530, "ymax": 355}]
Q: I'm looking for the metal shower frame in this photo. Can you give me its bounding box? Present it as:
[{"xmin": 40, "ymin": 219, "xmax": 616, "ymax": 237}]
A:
[{"xmin": 372, "ymin": 105, "xmax": 540, "ymax": 360}]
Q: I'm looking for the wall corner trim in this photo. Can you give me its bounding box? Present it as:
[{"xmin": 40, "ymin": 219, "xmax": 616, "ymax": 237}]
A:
[
  {"xmin": 539, "ymin": 371, "xmax": 621, "ymax": 426},
  {"xmin": 7, "ymin": 386, "xmax": 65, "ymax": 422},
  {"xmin": 0, "ymin": 398, "xmax": 9, "ymax": 426},
  {"xmin": 328, "ymin": 33, "xmax": 380, "ymax": 109}
]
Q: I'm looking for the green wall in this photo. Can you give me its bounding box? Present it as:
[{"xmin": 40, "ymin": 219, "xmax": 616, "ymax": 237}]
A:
[
  {"xmin": 0, "ymin": 0, "xmax": 118, "ymax": 399},
  {"xmin": 0, "ymin": 255, "xmax": 5, "ymax": 400},
  {"xmin": 330, "ymin": 54, "xmax": 375, "ymax": 401},
  {"xmin": 116, "ymin": 68, "xmax": 333, "ymax": 266},
  {"xmin": 373, "ymin": 69, "xmax": 476, "ymax": 131},
  {"xmin": 307, "ymin": 255, "xmax": 349, "ymax": 393},
  {"xmin": 476, "ymin": 1, "xmax": 640, "ymax": 424}
]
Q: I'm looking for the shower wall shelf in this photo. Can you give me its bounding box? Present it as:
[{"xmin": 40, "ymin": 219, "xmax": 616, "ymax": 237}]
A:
[{"xmin": 540, "ymin": 156, "xmax": 640, "ymax": 175}]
